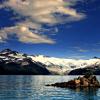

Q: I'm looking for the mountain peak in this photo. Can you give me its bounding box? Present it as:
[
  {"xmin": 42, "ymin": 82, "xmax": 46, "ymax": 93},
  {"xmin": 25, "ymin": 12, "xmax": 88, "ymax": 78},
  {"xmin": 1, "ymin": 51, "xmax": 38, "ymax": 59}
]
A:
[
  {"xmin": 0, "ymin": 49, "xmax": 18, "ymax": 55},
  {"xmin": 1, "ymin": 49, "xmax": 12, "ymax": 52}
]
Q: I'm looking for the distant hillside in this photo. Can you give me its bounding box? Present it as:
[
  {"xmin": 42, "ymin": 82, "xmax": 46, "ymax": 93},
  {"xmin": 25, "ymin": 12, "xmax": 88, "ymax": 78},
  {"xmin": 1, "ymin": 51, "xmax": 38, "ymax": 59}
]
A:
[{"xmin": 68, "ymin": 67, "xmax": 100, "ymax": 75}]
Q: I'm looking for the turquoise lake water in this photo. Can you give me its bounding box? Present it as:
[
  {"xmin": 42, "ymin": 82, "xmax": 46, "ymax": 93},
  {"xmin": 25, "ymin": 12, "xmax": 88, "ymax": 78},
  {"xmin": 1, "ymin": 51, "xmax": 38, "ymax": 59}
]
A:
[{"xmin": 0, "ymin": 75, "xmax": 100, "ymax": 100}]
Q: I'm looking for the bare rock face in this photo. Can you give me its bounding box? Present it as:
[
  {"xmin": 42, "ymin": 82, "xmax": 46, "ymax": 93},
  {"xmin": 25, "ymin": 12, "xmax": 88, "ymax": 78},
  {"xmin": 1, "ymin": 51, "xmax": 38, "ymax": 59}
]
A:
[{"xmin": 46, "ymin": 75, "xmax": 100, "ymax": 88}]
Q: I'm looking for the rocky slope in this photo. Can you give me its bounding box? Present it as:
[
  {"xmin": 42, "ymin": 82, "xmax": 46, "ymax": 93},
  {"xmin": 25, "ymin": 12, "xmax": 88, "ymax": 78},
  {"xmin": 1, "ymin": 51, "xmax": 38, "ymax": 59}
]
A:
[
  {"xmin": 0, "ymin": 49, "xmax": 51, "ymax": 75},
  {"xmin": 68, "ymin": 66, "xmax": 100, "ymax": 75}
]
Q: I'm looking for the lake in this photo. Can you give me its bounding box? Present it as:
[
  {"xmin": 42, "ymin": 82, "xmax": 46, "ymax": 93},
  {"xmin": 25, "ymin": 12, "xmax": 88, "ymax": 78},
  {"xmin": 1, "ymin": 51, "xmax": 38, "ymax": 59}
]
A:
[{"xmin": 0, "ymin": 75, "xmax": 100, "ymax": 100}]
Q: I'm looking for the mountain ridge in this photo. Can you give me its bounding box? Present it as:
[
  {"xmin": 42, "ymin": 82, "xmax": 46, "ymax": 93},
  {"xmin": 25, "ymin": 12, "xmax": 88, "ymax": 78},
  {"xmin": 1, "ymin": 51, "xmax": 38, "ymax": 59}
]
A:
[{"xmin": 0, "ymin": 49, "xmax": 100, "ymax": 75}]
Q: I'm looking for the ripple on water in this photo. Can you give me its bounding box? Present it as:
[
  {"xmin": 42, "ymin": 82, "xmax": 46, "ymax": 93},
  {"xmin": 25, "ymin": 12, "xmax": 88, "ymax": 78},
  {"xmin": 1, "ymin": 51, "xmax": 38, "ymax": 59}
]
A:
[{"xmin": 0, "ymin": 75, "xmax": 99, "ymax": 100}]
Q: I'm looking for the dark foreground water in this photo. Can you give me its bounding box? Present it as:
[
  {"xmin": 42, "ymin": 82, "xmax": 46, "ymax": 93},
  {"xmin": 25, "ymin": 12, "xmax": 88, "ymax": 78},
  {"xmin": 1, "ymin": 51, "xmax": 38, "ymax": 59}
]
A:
[{"xmin": 0, "ymin": 76, "xmax": 100, "ymax": 100}]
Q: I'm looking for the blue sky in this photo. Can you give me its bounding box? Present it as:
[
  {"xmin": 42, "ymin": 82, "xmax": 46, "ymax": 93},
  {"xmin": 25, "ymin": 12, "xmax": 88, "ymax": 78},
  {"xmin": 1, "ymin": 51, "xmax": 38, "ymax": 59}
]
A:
[{"xmin": 0, "ymin": 0, "xmax": 100, "ymax": 59}]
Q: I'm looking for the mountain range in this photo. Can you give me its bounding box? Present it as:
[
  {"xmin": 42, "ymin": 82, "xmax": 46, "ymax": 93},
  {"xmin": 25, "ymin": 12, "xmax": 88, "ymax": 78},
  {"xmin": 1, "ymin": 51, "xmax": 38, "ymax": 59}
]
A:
[{"xmin": 0, "ymin": 49, "xmax": 100, "ymax": 75}]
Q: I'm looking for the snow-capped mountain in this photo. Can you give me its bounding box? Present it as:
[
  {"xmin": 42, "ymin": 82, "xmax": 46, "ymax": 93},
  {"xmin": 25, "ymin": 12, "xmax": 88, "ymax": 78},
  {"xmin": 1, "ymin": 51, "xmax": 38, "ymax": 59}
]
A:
[
  {"xmin": 0, "ymin": 49, "xmax": 27, "ymax": 62},
  {"xmin": 0, "ymin": 49, "xmax": 100, "ymax": 75},
  {"xmin": 0, "ymin": 49, "xmax": 50, "ymax": 75},
  {"xmin": 31, "ymin": 55, "xmax": 100, "ymax": 75}
]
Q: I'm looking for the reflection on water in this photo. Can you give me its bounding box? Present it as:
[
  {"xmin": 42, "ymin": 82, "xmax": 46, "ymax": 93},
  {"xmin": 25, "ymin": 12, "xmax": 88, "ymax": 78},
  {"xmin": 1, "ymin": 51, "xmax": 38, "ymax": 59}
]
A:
[
  {"xmin": 0, "ymin": 76, "xmax": 100, "ymax": 100},
  {"xmin": 70, "ymin": 87, "xmax": 98, "ymax": 100}
]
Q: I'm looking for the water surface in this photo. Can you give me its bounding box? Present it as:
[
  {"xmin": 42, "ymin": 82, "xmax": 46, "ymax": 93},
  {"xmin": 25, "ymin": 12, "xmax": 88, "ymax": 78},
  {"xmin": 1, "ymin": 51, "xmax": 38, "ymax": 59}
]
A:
[{"xmin": 0, "ymin": 75, "xmax": 100, "ymax": 100}]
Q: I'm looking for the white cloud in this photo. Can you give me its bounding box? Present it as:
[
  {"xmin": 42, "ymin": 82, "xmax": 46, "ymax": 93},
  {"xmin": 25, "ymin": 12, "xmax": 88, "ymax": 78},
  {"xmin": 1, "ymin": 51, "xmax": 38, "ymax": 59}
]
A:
[
  {"xmin": 0, "ymin": 26, "xmax": 55, "ymax": 44},
  {"xmin": 0, "ymin": 0, "xmax": 85, "ymax": 44}
]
